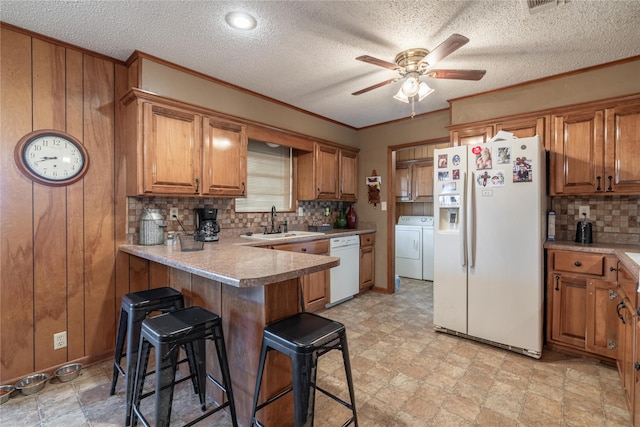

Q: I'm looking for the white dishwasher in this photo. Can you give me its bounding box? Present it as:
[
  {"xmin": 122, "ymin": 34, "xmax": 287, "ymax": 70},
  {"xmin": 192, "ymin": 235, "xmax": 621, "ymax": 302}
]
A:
[{"xmin": 326, "ymin": 235, "xmax": 360, "ymax": 308}]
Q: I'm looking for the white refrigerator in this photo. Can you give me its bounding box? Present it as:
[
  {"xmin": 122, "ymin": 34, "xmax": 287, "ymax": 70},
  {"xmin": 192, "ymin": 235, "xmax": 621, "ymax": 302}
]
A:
[{"xmin": 433, "ymin": 135, "xmax": 546, "ymax": 358}]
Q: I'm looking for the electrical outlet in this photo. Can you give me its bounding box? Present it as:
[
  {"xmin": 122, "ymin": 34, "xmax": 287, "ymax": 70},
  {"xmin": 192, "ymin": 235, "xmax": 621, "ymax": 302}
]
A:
[
  {"xmin": 297, "ymin": 207, "xmax": 304, "ymax": 216},
  {"xmin": 169, "ymin": 207, "xmax": 178, "ymax": 219},
  {"xmin": 54, "ymin": 331, "xmax": 67, "ymax": 350},
  {"xmin": 578, "ymin": 205, "xmax": 590, "ymax": 219}
]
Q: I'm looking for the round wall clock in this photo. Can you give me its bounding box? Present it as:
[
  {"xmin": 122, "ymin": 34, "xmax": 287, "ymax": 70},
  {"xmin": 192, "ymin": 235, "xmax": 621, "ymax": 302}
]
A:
[{"xmin": 14, "ymin": 129, "xmax": 90, "ymax": 186}]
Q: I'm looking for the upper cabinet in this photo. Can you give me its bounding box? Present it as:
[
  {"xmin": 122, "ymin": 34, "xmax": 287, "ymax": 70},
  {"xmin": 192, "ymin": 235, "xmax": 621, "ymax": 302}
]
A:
[
  {"xmin": 551, "ymin": 97, "xmax": 640, "ymax": 195},
  {"xmin": 449, "ymin": 94, "xmax": 640, "ymax": 196},
  {"xmin": 202, "ymin": 117, "xmax": 247, "ymax": 197},
  {"xmin": 450, "ymin": 115, "xmax": 548, "ymax": 148},
  {"xmin": 140, "ymin": 101, "xmax": 202, "ymax": 195},
  {"xmin": 121, "ymin": 89, "xmax": 247, "ymax": 198},
  {"xmin": 297, "ymin": 143, "xmax": 359, "ymax": 201},
  {"xmin": 450, "ymin": 125, "xmax": 494, "ymax": 146},
  {"xmin": 551, "ymin": 108, "xmax": 604, "ymax": 195},
  {"xmin": 604, "ymin": 102, "xmax": 640, "ymax": 194},
  {"xmin": 396, "ymin": 160, "xmax": 433, "ymax": 202}
]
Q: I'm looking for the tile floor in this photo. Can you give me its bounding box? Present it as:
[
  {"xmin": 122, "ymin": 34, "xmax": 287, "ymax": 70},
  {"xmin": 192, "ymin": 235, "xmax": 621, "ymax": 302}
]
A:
[{"xmin": 0, "ymin": 278, "xmax": 633, "ymax": 426}]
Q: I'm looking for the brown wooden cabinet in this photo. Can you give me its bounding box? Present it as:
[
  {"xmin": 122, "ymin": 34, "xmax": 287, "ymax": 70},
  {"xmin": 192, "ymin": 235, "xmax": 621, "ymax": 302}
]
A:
[
  {"xmin": 586, "ymin": 279, "xmax": 619, "ymax": 358},
  {"xmin": 122, "ymin": 89, "xmax": 247, "ymax": 197},
  {"xmin": 395, "ymin": 160, "xmax": 433, "ymax": 202},
  {"xmin": 615, "ymin": 262, "xmax": 638, "ymax": 424},
  {"xmin": 139, "ymin": 100, "xmax": 203, "ymax": 195},
  {"xmin": 546, "ymin": 250, "xmax": 618, "ymax": 357},
  {"xmin": 297, "ymin": 143, "xmax": 359, "ymax": 201},
  {"xmin": 551, "ymin": 108, "xmax": 605, "ymax": 195},
  {"xmin": 271, "ymin": 239, "xmax": 329, "ymax": 312},
  {"xmin": 450, "ymin": 125, "xmax": 493, "ymax": 146},
  {"xmin": 339, "ymin": 149, "xmax": 358, "ymax": 201},
  {"xmin": 202, "ymin": 116, "xmax": 247, "ymax": 197},
  {"xmin": 604, "ymin": 103, "xmax": 640, "ymax": 194},
  {"xmin": 551, "ymin": 98, "xmax": 640, "ymax": 195},
  {"xmin": 359, "ymin": 233, "xmax": 375, "ymax": 291}
]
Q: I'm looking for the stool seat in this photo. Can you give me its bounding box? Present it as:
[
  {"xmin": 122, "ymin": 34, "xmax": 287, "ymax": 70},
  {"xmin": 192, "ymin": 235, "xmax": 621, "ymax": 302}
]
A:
[
  {"xmin": 131, "ymin": 306, "xmax": 238, "ymax": 427},
  {"xmin": 110, "ymin": 287, "xmax": 186, "ymax": 426},
  {"xmin": 251, "ymin": 312, "xmax": 357, "ymax": 427}
]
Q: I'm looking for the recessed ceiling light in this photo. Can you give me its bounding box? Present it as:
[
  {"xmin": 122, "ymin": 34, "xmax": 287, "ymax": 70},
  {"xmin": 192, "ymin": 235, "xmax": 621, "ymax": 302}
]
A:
[{"xmin": 225, "ymin": 11, "xmax": 257, "ymax": 30}]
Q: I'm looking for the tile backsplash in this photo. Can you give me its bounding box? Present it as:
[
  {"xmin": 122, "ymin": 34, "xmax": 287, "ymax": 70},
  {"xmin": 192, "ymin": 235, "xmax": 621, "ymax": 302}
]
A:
[
  {"xmin": 551, "ymin": 195, "xmax": 639, "ymax": 245},
  {"xmin": 127, "ymin": 197, "xmax": 355, "ymax": 243}
]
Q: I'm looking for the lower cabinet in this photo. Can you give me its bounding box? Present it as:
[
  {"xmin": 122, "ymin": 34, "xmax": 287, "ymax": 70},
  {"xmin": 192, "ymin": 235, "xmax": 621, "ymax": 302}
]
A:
[
  {"xmin": 271, "ymin": 240, "xmax": 329, "ymax": 312},
  {"xmin": 359, "ymin": 233, "xmax": 375, "ymax": 291},
  {"xmin": 546, "ymin": 250, "xmax": 618, "ymax": 357},
  {"xmin": 616, "ymin": 262, "xmax": 639, "ymax": 425}
]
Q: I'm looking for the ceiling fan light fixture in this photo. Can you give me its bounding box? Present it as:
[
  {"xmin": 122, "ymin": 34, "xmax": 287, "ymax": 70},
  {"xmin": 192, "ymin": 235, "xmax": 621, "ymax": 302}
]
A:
[
  {"xmin": 400, "ymin": 73, "xmax": 420, "ymax": 97},
  {"xmin": 417, "ymin": 81, "xmax": 434, "ymax": 101},
  {"xmin": 225, "ymin": 11, "xmax": 257, "ymax": 30},
  {"xmin": 394, "ymin": 78, "xmax": 434, "ymax": 103}
]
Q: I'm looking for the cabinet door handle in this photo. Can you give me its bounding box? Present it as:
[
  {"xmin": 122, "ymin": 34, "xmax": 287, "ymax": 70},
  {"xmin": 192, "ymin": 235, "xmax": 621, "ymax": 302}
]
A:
[
  {"xmin": 610, "ymin": 266, "xmax": 618, "ymax": 272},
  {"xmin": 242, "ymin": 181, "xmax": 246, "ymax": 195},
  {"xmin": 617, "ymin": 300, "xmax": 627, "ymax": 324},
  {"xmin": 596, "ymin": 176, "xmax": 602, "ymax": 192},
  {"xmin": 609, "ymin": 289, "xmax": 618, "ymax": 300},
  {"xmin": 554, "ymin": 275, "xmax": 560, "ymax": 291},
  {"xmin": 608, "ymin": 340, "xmax": 617, "ymax": 350},
  {"xmin": 607, "ymin": 175, "xmax": 613, "ymax": 192},
  {"xmin": 301, "ymin": 247, "xmax": 307, "ymax": 252},
  {"xmin": 194, "ymin": 177, "xmax": 199, "ymax": 193},
  {"xmin": 574, "ymin": 261, "xmax": 582, "ymax": 267},
  {"xmin": 635, "ymin": 362, "xmax": 640, "ymax": 371}
]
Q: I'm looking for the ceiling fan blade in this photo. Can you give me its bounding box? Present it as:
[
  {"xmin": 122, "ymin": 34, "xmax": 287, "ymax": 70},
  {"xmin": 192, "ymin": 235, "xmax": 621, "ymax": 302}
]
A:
[
  {"xmin": 422, "ymin": 34, "xmax": 469, "ymax": 67},
  {"xmin": 352, "ymin": 78, "xmax": 399, "ymax": 95},
  {"xmin": 426, "ymin": 69, "xmax": 486, "ymax": 81},
  {"xmin": 356, "ymin": 55, "xmax": 401, "ymax": 71}
]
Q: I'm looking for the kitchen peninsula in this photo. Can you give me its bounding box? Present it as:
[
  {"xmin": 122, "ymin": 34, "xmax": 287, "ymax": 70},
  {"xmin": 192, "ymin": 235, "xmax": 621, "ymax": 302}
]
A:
[{"xmin": 119, "ymin": 238, "xmax": 340, "ymax": 427}]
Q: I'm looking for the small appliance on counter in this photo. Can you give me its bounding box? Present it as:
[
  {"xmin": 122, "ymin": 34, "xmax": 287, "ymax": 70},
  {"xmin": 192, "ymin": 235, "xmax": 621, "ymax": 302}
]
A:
[
  {"xmin": 195, "ymin": 208, "xmax": 220, "ymax": 242},
  {"xmin": 575, "ymin": 213, "xmax": 593, "ymax": 244}
]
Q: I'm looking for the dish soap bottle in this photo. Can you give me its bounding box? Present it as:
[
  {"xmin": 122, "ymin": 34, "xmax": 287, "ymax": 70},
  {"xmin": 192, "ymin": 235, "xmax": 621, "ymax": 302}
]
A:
[{"xmin": 346, "ymin": 205, "xmax": 357, "ymax": 229}]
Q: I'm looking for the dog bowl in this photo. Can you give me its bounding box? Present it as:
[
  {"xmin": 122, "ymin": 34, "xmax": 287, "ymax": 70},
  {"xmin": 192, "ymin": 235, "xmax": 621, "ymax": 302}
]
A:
[
  {"xmin": 0, "ymin": 385, "xmax": 15, "ymax": 404},
  {"xmin": 15, "ymin": 373, "xmax": 49, "ymax": 395},
  {"xmin": 54, "ymin": 363, "xmax": 82, "ymax": 382}
]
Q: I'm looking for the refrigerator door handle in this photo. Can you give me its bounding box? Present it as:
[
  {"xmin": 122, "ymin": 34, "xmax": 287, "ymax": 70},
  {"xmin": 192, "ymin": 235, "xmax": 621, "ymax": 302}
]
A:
[
  {"xmin": 468, "ymin": 171, "xmax": 476, "ymax": 268},
  {"xmin": 460, "ymin": 171, "xmax": 467, "ymax": 267}
]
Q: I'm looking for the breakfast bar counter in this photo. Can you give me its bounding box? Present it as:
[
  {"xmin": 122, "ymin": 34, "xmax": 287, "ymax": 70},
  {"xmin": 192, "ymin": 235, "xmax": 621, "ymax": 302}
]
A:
[{"xmin": 118, "ymin": 241, "xmax": 340, "ymax": 427}]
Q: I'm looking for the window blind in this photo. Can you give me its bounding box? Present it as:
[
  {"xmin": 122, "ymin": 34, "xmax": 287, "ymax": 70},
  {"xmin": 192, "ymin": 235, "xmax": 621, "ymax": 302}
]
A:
[{"xmin": 235, "ymin": 140, "xmax": 292, "ymax": 212}]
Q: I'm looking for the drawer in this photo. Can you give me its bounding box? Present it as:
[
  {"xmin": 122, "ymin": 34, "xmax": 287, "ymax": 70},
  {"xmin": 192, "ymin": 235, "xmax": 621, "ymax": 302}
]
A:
[
  {"xmin": 360, "ymin": 233, "xmax": 375, "ymax": 247},
  {"xmin": 553, "ymin": 251, "xmax": 604, "ymax": 276},
  {"xmin": 272, "ymin": 239, "xmax": 329, "ymax": 255}
]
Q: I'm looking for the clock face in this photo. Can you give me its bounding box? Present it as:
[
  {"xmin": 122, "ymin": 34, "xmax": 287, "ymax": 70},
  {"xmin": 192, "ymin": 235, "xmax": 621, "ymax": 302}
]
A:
[{"xmin": 15, "ymin": 130, "xmax": 89, "ymax": 186}]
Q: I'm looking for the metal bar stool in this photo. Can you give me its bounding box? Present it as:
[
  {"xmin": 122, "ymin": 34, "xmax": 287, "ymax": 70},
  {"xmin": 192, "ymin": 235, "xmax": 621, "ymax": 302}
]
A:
[
  {"xmin": 130, "ymin": 306, "xmax": 238, "ymax": 427},
  {"xmin": 110, "ymin": 287, "xmax": 186, "ymax": 425},
  {"xmin": 250, "ymin": 310, "xmax": 358, "ymax": 427}
]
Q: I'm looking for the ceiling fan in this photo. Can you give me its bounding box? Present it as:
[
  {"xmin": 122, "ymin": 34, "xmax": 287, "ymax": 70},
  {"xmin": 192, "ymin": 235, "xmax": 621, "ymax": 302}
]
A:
[{"xmin": 352, "ymin": 34, "xmax": 486, "ymax": 103}]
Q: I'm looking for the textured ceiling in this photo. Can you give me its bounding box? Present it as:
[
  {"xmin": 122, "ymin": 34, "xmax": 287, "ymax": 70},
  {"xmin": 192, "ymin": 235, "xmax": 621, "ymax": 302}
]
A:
[{"xmin": 2, "ymin": 1, "xmax": 640, "ymax": 128}]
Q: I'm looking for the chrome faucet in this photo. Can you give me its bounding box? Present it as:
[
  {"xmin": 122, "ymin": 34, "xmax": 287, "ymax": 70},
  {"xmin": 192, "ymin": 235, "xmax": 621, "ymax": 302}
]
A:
[{"xmin": 269, "ymin": 205, "xmax": 277, "ymax": 234}]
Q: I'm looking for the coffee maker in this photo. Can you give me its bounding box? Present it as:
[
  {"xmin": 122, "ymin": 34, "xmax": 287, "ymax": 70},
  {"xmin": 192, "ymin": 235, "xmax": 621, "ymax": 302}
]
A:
[{"xmin": 195, "ymin": 208, "xmax": 220, "ymax": 242}]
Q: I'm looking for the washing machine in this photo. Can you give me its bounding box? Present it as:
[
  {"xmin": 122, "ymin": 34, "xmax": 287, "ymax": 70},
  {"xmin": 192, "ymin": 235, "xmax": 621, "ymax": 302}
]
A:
[{"xmin": 395, "ymin": 216, "xmax": 434, "ymax": 280}]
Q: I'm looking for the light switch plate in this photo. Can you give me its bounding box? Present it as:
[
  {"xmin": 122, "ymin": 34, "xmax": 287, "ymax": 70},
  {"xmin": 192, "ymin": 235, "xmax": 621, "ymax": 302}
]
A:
[
  {"xmin": 381, "ymin": 201, "xmax": 387, "ymax": 211},
  {"xmin": 170, "ymin": 207, "xmax": 178, "ymax": 219}
]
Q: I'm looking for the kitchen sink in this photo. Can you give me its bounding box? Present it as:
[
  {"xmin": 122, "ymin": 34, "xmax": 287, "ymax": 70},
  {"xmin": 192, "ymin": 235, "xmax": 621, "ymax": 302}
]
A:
[{"xmin": 241, "ymin": 231, "xmax": 325, "ymax": 240}]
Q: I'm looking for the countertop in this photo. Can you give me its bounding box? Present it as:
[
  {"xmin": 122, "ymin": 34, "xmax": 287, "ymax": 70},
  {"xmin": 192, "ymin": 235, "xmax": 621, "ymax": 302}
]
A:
[
  {"xmin": 544, "ymin": 240, "xmax": 640, "ymax": 283},
  {"xmin": 119, "ymin": 227, "xmax": 375, "ymax": 288}
]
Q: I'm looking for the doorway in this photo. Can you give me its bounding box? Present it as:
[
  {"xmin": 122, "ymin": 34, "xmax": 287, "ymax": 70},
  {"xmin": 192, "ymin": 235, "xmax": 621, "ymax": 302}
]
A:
[{"xmin": 386, "ymin": 137, "xmax": 449, "ymax": 294}]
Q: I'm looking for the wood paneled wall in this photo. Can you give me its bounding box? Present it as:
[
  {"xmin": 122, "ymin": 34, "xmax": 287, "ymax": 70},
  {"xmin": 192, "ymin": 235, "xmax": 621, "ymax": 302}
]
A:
[{"xmin": 0, "ymin": 26, "xmax": 127, "ymax": 382}]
